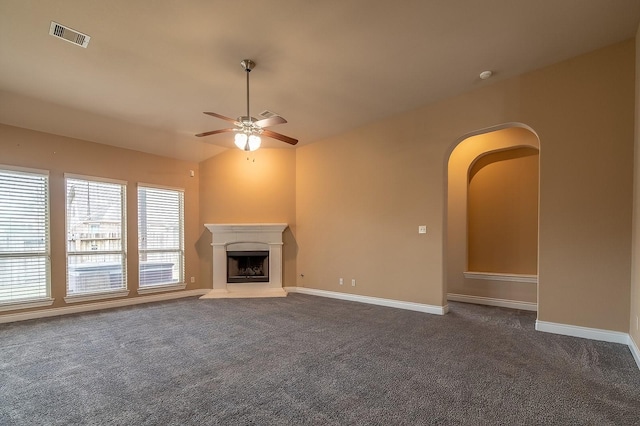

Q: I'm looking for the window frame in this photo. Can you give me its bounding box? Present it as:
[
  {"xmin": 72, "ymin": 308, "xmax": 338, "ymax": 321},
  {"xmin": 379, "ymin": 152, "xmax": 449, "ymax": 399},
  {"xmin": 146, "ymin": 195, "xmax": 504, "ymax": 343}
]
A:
[
  {"xmin": 0, "ymin": 164, "xmax": 53, "ymax": 311},
  {"xmin": 64, "ymin": 173, "xmax": 128, "ymax": 302},
  {"xmin": 137, "ymin": 183, "xmax": 185, "ymax": 294}
]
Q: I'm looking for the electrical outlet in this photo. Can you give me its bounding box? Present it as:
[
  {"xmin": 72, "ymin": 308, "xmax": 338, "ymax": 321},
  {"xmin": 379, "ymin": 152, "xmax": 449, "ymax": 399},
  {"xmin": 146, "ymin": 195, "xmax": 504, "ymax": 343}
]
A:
[
  {"xmin": 418, "ymin": 225, "xmax": 427, "ymax": 234},
  {"xmin": 339, "ymin": 278, "xmax": 343, "ymax": 285},
  {"xmin": 351, "ymin": 279, "xmax": 356, "ymax": 287},
  {"xmin": 190, "ymin": 277, "xmax": 195, "ymax": 283}
]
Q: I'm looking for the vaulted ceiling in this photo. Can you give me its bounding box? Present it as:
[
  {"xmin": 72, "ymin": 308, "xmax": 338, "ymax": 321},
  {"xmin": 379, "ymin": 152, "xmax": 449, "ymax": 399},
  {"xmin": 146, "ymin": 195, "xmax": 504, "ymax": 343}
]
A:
[{"xmin": 1, "ymin": 1, "xmax": 639, "ymax": 162}]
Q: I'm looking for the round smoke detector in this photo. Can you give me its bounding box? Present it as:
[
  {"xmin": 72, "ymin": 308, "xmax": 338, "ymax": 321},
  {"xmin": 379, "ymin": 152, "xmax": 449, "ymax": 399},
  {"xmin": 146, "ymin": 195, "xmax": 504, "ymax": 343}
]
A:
[{"xmin": 479, "ymin": 70, "xmax": 493, "ymax": 80}]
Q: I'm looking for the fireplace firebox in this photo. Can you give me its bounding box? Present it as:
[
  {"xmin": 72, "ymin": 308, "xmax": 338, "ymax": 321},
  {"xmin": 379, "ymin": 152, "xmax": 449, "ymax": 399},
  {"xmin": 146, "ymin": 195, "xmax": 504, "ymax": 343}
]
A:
[{"xmin": 227, "ymin": 251, "xmax": 269, "ymax": 283}]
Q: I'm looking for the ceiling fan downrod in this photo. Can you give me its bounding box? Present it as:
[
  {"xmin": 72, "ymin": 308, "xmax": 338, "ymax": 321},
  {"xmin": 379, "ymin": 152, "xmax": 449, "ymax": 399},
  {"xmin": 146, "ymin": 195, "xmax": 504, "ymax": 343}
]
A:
[{"xmin": 241, "ymin": 59, "xmax": 255, "ymax": 124}]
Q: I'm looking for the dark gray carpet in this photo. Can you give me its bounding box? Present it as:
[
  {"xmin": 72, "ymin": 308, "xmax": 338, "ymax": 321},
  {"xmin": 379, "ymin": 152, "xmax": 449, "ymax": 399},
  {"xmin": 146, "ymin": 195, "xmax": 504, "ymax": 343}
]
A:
[{"xmin": 1, "ymin": 294, "xmax": 638, "ymax": 425}]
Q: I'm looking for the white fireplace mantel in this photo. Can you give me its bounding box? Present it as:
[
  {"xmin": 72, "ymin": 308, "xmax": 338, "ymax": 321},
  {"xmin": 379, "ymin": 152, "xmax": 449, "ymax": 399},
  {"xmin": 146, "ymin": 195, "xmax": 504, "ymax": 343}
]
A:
[{"xmin": 200, "ymin": 223, "xmax": 288, "ymax": 299}]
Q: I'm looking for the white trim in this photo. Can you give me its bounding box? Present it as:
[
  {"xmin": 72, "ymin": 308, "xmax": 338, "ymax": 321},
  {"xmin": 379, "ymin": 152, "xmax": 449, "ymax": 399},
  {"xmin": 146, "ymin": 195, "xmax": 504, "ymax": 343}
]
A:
[
  {"xmin": 137, "ymin": 182, "xmax": 185, "ymax": 192},
  {"xmin": 64, "ymin": 172, "xmax": 127, "ymax": 186},
  {"xmin": 0, "ymin": 289, "xmax": 209, "ymax": 324},
  {"xmin": 0, "ymin": 298, "xmax": 55, "ymax": 312},
  {"xmin": 629, "ymin": 335, "xmax": 640, "ymax": 369},
  {"xmin": 628, "ymin": 335, "xmax": 640, "ymax": 370},
  {"xmin": 447, "ymin": 293, "xmax": 538, "ymax": 311},
  {"xmin": 464, "ymin": 271, "xmax": 538, "ymax": 284},
  {"xmin": 64, "ymin": 289, "xmax": 130, "ymax": 304},
  {"xmin": 0, "ymin": 163, "xmax": 49, "ymax": 175},
  {"xmin": 137, "ymin": 283, "xmax": 187, "ymax": 295},
  {"xmin": 535, "ymin": 320, "xmax": 629, "ymax": 345},
  {"xmin": 284, "ymin": 286, "xmax": 448, "ymax": 315},
  {"xmin": 204, "ymin": 223, "xmax": 288, "ymax": 234}
]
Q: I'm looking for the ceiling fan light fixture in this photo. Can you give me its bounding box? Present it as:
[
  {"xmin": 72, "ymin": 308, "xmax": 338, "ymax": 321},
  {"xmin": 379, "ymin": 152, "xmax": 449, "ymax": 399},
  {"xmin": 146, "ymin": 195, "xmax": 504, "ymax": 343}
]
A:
[
  {"xmin": 248, "ymin": 134, "xmax": 261, "ymax": 151},
  {"xmin": 234, "ymin": 132, "xmax": 261, "ymax": 151},
  {"xmin": 234, "ymin": 133, "xmax": 248, "ymax": 150}
]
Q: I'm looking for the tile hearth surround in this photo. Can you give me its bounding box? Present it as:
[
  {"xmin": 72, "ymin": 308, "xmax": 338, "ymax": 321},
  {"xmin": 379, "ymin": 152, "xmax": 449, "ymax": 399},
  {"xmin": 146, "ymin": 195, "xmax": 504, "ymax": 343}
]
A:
[{"xmin": 201, "ymin": 223, "xmax": 288, "ymax": 299}]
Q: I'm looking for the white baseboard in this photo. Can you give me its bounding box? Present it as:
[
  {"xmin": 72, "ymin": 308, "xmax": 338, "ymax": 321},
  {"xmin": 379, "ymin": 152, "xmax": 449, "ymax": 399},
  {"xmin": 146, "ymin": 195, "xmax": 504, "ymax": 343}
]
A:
[
  {"xmin": 447, "ymin": 293, "xmax": 537, "ymax": 311},
  {"xmin": 628, "ymin": 335, "xmax": 640, "ymax": 370},
  {"xmin": 535, "ymin": 320, "xmax": 629, "ymax": 345},
  {"xmin": 284, "ymin": 286, "xmax": 447, "ymax": 315},
  {"xmin": 0, "ymin": 289, "xmax": 209, "ymax": 324}
]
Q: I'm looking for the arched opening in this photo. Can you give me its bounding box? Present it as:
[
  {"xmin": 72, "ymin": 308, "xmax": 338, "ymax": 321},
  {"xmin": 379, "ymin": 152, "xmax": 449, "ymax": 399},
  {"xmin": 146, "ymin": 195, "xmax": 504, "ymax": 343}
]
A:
[{"xmin": 445, "ymin": 125, "xmax": 540, "ymax": 311}]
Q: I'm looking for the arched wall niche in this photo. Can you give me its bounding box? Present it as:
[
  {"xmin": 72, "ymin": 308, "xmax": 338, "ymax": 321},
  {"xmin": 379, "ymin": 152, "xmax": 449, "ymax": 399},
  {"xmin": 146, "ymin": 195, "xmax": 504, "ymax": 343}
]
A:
[
  {"xmin": 446, "ymin": 124, "xmax": 540, "ymax": 309},
  {"xmin": 468, "ymin": 146, "xmax": 539, "ymax": 274}
]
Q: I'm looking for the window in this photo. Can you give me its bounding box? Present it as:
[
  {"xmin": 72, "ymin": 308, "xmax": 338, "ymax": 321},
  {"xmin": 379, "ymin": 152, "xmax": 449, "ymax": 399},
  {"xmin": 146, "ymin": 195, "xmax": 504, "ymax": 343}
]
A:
[
  {"xmin": 66, "ymin": 175, "xmax": 127, "ymax": 297},
  {"xmin": 0, "ymin": 166, "xmax": 50, "ymax": 305},
  {"xmin": 138, "ymin": 185, "xmax": 184, "ymax": 288}
]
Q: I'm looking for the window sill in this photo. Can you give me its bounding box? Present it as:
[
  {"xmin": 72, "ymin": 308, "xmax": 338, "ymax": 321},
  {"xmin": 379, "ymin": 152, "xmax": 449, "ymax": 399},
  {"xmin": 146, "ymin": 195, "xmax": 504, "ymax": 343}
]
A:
[
  {"xmin": 137, "ymin": 283, "xmax": 186, "ymax": 295},
  {"xmin": 64, "ymin": 289, "xmax": 129, "ymax": 304},
  {"xmin": 464, "ymin": 271, "xmax": 538, "ymax": 284},
  {"xmin": 0, "ymin": 298, "xmax": 55, "ymax": 312}
]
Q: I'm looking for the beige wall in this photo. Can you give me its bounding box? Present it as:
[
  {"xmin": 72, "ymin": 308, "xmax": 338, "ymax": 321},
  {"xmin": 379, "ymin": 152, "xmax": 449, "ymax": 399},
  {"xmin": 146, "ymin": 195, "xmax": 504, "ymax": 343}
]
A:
[
  {"xmin": 0, "ymin": 124, "xmax": 201, "ymax": 315},
  {"xmin": 448, "ymin": 127, "xmax": 539, "ymax": 303},
  {"xmin": 198, "ymin": 148, "xmax": 297, "ymax": 290},
  {"xmin": 534, "ymin": 42, "xmax": 634, "ymax": 332},
  {"xmin": 295, "ymin": 126, "xmax": 446, "ymax": 303},
  {"xmin": 467, "ymin": 147, "xmax": 539, "ymax": 274},
  {"xmin": 630, "ymin": 26, "xmax": 640, "ymax": 350},
  {"xmin": 297, "ymin": 40, "xmax": 635, "ymax": 332}
]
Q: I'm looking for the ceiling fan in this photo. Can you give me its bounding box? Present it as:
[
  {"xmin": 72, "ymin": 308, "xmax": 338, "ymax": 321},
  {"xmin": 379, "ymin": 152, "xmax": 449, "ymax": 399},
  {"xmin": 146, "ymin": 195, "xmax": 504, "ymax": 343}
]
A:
[{"xmin": 196, "ymin": 59, "xmax": 298, "ymax": 151}]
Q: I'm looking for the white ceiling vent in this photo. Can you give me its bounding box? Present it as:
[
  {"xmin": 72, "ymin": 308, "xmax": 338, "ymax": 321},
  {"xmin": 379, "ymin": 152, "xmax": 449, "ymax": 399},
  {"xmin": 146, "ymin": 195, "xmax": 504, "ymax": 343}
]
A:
[
  {"xmin": 49, "ymin": 21, "xmax": 90, "ymax": 48},
  {"xmin": 259, "ymin": 110, "xmax": 279, "ymax": 119}
]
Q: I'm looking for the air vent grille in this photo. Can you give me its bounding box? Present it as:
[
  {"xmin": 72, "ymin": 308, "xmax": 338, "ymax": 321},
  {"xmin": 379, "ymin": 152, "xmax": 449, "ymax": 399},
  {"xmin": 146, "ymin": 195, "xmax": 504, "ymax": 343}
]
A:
[
  {"xmin": 49, "ymin": 21, "xmax": 90, "ymax": 48},
  {"xmin": 259, "ymin": 110, "xmax": 278, "ymax": 119}
]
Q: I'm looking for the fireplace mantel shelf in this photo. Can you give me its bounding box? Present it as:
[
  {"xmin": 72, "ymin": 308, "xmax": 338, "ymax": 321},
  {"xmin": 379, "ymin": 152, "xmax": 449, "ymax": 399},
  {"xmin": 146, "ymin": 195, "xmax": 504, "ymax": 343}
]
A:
[{"xmin": 204, "ymin": 223, "xmax": 287, "ymax": 233}]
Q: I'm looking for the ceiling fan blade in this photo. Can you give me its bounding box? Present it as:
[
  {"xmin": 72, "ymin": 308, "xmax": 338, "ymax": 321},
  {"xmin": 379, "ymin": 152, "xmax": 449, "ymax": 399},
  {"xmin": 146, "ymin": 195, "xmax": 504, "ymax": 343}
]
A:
[
  {"xmin": 203, "ymin": 112, "xmax": 239, "ymax": 125},
  {"xmin": 262, "ymin": 129, "xmax": 298, "ymax": 145},
  {"xmin": 195, "ymin": 128, "xmax": 235, "ymax": 137},
  {"xmin": 254, "ymin": 116, "xmax": 287, "ymax": 128}
]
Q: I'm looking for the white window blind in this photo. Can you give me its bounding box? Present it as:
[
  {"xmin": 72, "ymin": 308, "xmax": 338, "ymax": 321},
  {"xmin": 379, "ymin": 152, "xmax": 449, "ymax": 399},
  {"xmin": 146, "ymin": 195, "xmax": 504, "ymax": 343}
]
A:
[
  {"xmin": 0, "ymin": 167, "xmax": 50, "ymax": 303},
  {"xmin": 66, "ymin": 176, "xmax": 126, "ymax": 295},
  {"xmin": 138, "ymin": 186, "xmax": 184, "ymax": 287}
]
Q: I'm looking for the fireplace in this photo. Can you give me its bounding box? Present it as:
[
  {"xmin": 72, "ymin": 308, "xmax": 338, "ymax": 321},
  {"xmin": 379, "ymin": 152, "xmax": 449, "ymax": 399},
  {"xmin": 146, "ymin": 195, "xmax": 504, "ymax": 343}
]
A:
[
  {"xmin": 201, "ymin": 223, "xmax": 288, "ymax": 298},
  {"xmin": 227, "ymin": 251, "xmax": 269, "ymax": 283}
]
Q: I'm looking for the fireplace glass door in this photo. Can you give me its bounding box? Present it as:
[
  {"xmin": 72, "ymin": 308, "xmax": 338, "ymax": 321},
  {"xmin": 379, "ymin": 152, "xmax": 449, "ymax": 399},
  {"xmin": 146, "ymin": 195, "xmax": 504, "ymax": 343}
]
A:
[{"xmin": 226, "ymin": 251, "xmax": 269, "ymax": 283}]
